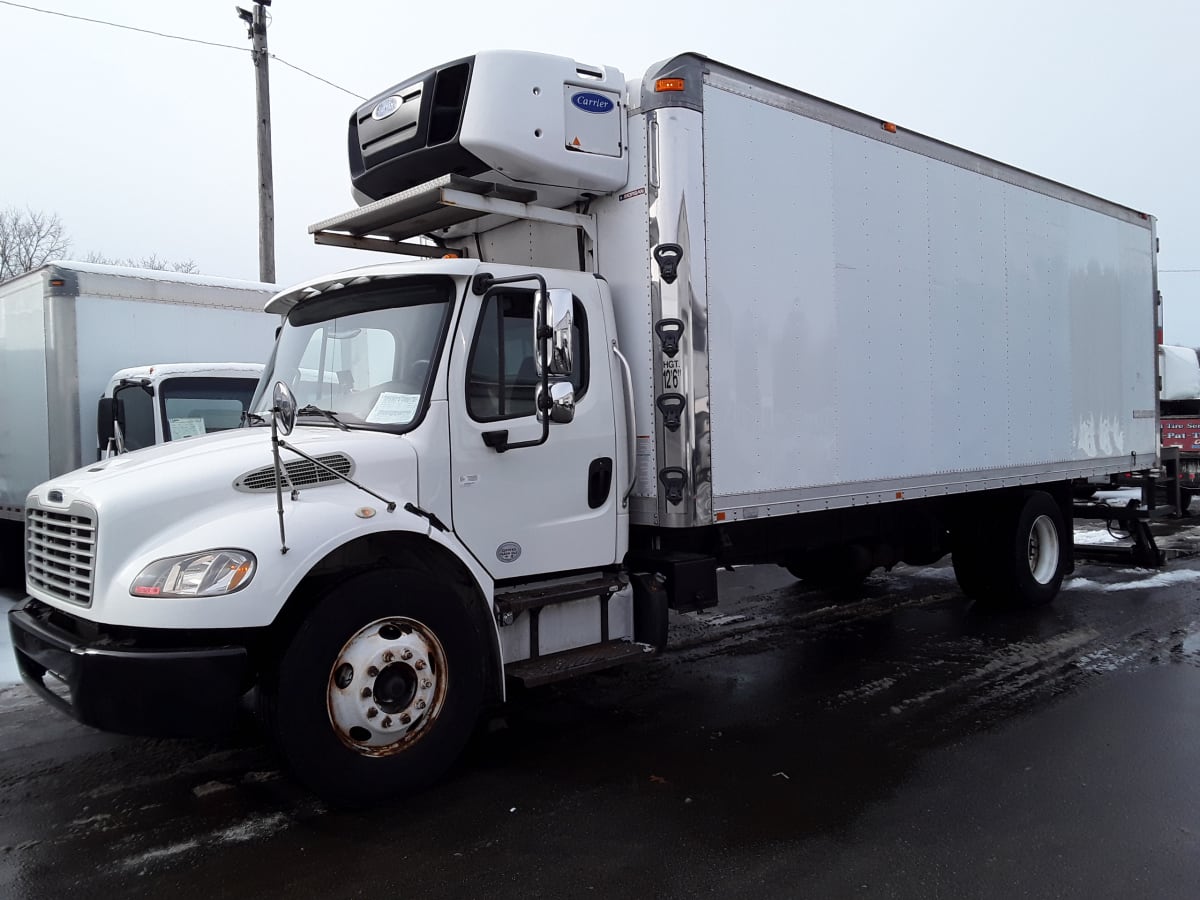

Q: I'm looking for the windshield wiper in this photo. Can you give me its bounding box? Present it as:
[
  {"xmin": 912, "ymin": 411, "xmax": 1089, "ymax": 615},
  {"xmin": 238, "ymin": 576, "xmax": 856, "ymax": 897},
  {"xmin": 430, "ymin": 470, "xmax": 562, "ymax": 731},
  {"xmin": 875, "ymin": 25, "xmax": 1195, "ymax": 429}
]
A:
[
  {"xmin": 296, "ymin": 405, "xmax": 350, "ymax": 431},
  {"xmin": 241, "ymin": 410, "xmax": 267, "ymax": 427}
]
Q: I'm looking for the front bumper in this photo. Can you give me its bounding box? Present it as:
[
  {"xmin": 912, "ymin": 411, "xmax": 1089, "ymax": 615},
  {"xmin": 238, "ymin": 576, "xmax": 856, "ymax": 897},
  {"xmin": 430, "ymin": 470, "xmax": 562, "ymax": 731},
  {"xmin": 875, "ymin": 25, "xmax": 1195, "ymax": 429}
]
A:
[{"xmin": 8, "ymin": 599, "xmax": 250, "ymax": 737}]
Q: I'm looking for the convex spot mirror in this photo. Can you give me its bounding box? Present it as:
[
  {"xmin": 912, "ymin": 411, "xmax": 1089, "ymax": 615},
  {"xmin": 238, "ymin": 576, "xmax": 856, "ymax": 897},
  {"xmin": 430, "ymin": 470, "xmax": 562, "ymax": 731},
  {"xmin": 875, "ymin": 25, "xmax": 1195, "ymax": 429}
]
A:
[
  {"xmin": 537, "ymin": 381, "xmax": 576, "ymax": 425},
  {"xmin": 535, "ymin": 289, "xmax": 575, "ymax": 379},
  {"xmin": 273, "ymin": 381, "xmax": 297, "ymax": 436}
]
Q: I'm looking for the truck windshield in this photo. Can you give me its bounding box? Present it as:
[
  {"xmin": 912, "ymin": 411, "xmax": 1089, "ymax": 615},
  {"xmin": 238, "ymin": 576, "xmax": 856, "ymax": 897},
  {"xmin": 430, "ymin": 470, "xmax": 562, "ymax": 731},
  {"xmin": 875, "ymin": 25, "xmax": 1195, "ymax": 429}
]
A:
[
  {"xmin": 251, "ymin": 276, "xmax": 453, "ymax": 431},
  {"xmin": 160, "ymin": 377, "xmax": 260, "ymax": 442}
]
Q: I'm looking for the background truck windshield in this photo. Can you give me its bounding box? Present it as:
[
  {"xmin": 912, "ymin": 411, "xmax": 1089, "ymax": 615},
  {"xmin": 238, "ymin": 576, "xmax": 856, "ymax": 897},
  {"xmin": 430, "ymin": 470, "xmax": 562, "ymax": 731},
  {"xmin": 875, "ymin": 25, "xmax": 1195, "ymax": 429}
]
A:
[
  {"xmin": 253, "ymin": 277, "xmax": 453, "ymax": 430},
  {"xmin": 118, "ymin": 376, "xmax": 261, "ymax": 451}
]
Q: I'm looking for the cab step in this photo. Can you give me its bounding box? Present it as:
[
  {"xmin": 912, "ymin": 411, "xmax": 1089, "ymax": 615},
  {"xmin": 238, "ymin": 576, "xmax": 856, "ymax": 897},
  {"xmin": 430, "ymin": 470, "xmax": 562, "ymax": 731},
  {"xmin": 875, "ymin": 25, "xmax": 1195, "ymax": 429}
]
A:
[{"xmin": 505, "ymin": 639, "xmax": 656, "ymax": 688}]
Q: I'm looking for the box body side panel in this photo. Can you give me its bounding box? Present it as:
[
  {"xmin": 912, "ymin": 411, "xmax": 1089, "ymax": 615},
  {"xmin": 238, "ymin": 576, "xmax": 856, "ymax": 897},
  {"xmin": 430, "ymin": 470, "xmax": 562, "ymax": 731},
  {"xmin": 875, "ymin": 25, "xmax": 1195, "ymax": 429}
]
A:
[
  {"xmin": 701, "ymin": 82, "xmax": 1156, "ymax": 512},
  {"xmin": 0, "ymin": 274, "xmax": 53, "ymax": 518}
]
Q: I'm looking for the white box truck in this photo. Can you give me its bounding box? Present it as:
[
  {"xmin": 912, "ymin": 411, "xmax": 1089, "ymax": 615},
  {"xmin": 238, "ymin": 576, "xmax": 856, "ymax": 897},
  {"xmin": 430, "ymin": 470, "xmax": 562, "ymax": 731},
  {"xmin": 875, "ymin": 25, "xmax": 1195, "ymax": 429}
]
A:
[
  {"xmin": 0, "ymin": 262, "xmax": 277, "ymax": 580},
  {"xmin": 10, "ymin": 52, "xmax": 1159, "ymax": 803}
]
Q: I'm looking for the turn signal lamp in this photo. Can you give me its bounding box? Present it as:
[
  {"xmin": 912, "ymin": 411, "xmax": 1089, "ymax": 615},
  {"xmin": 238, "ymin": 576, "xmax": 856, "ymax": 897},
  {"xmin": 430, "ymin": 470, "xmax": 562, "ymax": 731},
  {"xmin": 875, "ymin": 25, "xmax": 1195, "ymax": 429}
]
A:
[{"xmin": 655, "ymin": 78, "xmax": 686, "ymax": 92}]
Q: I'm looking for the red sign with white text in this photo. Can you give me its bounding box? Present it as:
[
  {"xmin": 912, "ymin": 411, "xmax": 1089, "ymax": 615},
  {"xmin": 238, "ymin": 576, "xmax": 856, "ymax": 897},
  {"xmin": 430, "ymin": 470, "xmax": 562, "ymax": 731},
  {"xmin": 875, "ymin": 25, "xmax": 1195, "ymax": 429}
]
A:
[{"xmin": 1161, "ymin": 417, "xmax": 1200, "ymax": 452}]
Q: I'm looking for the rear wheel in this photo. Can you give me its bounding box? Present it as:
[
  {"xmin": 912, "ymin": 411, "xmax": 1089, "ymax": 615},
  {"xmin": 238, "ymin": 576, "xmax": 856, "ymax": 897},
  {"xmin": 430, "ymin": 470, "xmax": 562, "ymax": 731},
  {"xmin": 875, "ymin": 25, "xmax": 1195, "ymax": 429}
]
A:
[
  {"xmin": 263, "ymin": 569, "xmax": 486, "ymax": 804},
  {"xmin": 978, "ymin": 491, "xmax": 1067, "ymax": 608}
]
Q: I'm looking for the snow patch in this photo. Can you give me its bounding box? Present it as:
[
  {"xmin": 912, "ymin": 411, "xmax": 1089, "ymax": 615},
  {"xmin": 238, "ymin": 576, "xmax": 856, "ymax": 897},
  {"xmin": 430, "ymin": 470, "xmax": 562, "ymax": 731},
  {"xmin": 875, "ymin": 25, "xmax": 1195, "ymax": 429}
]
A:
[
  {"xmin": 1066, "ymin": 569, "xmax": 1200, "ymax": 593},
  {"xmin": 1076, "ymin": 646, "xmax": 1140, "ymax": 673},
  {"xmin": 117, "ymin": 814, "xmax": 292, "ymax": 874},
  {"xmin": 834, "ymin": 677, "xmax": 897, "ymax": 704},
  {"xmin": 120, "ymin": 839, "xmax": 201, "ymax": 870},
  {"xmin": 1072, "ymin": 528, "xmax": 1126, "ymax": 546},
  {"xmin": 214, "ymin": 813, "xmax": 289, "ymax": 844},
  {"xmin": 0, "ymin": 595, "xmax": 21, "ymax": 685}
]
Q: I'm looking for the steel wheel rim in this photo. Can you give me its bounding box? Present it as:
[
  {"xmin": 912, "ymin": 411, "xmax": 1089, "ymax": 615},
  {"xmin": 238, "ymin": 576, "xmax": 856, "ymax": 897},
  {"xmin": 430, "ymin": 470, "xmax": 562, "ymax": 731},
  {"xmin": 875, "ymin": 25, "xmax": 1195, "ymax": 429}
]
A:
[
  {"xmin": 1027, "ymin": 514, "xmax": 1060, "ymax": 584},
  {"xmin": 326, "ymin": 616, "xmax": 449, "ymax": 756}
]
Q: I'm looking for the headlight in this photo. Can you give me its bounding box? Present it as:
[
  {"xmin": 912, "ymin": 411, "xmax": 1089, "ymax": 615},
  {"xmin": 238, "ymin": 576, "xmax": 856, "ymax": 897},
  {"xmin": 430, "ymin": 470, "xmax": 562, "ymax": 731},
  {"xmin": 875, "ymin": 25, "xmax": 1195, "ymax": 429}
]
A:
[{"xmin": 131, "ymin": 549, "xmax": 256, "ymax": 598}]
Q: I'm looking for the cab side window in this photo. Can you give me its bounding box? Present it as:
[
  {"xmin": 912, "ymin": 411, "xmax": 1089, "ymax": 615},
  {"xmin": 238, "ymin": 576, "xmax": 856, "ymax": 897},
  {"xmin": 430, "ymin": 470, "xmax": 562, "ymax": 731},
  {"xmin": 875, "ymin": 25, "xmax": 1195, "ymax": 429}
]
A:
[
  {"xmin": 467, "ymin": 291, "xmax": 588, "ymax": 422},
  {"xmin": 118, "ymin": 387, "xmax": 156, "ymax": 451}
]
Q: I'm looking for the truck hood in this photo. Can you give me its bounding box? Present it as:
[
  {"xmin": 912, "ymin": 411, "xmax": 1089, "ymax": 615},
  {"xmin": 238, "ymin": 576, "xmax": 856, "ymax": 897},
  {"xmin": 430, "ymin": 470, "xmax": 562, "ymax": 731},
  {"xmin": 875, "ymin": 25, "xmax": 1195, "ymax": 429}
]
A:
[
  {"xmin": 24, "ymin": 425, "xmax": 426, "ymax": 629},
  {"xmin": 27, "ymin": 425, "xmax": 418, "ymax": 524}
]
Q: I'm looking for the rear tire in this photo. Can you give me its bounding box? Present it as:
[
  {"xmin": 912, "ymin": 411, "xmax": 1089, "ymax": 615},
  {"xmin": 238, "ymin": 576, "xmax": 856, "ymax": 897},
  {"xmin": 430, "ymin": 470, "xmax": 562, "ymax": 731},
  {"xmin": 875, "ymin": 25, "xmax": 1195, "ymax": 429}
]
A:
[
  {"xmin": 263, "ymin": 568, "xmax": 486, "ymax": 805},
  {"xmin": 981, "ymin": 491, "xmax": 1067, "ymax": 608}
]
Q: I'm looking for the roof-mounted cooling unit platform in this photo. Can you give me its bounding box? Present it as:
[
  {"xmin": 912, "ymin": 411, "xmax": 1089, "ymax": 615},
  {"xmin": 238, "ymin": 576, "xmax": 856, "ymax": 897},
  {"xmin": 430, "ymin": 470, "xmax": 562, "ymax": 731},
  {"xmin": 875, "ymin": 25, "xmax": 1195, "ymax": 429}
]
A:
[{"xmin": 311, "ymin": 173, "xmax": 598, "ymax": 258}]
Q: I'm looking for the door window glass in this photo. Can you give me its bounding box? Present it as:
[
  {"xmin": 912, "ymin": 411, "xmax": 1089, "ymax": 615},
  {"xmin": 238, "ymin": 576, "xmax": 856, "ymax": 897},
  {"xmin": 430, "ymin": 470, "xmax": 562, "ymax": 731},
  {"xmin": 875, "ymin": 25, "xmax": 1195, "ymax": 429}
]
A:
[{"xmin": 467, "ymin": 292, "xmax": 588, "ymax": 422}]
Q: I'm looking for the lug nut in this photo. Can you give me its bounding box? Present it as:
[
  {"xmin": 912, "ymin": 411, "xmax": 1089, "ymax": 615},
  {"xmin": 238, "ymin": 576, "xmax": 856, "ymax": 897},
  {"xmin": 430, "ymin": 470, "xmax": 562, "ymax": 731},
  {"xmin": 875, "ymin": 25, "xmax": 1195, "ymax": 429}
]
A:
[
  {"xmin": 401, "ymin": 649, "xmax": 413, "ymax": 661},
  {"xmin": 367, "ymin": 666, "xmax": 379, "ymax": 677},
  {"xmin": 400, "ymin": 713, "xmax": 412, "ymax": 725},
  {"xmin": 367, "ymin": 707, "xmax": 378, "ymax": 719},
  {"xmin": 382, "ymin": 716, "xmax": 392, "ymax": 728},
  {"xmin": 383, "ymin": 650, "xmax": 394, "ymax": 663},
  {"xmin": 415, "ymin": 699, "xmax": 426, "ymax": 710},
  {"xmin": 422, "ymin": 680, "xmax": 432, "ymax": 689},
  {"xmin": 415, "ymin": 659, "xmax": 426, "ymax": 671},
  {"xmin": 361, "ymin": 687, "xmax": 372, "ymax": 698}
]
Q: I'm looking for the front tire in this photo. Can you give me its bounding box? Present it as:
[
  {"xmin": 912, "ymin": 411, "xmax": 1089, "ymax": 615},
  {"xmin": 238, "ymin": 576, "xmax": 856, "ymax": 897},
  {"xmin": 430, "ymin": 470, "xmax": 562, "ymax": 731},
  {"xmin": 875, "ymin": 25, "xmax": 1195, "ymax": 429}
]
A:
[{"xmin": 264, "ymin": 569, "xmax": 486, "ymax": 804}]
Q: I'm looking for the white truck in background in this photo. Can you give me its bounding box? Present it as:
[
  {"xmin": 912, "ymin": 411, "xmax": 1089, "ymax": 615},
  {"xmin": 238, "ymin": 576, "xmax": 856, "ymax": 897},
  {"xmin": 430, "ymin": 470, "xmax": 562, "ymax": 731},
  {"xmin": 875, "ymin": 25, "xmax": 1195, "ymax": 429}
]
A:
[
  {"xmin": 10, "ymin": 51, "xmax": 1158, "ymax": 803},
  {"xmin": 0, "ymin": 262, "xmax": 277, "ymax": 582},
  {"xmin": 98, "ymin": 362, "xmax": 266, "ymax": 457}
]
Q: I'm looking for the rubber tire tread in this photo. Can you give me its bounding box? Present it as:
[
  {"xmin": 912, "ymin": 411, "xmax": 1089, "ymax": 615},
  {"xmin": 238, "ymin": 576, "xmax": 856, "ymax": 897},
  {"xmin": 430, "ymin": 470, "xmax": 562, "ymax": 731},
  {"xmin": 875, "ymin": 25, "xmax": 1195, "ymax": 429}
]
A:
[{"xmin": 263, "ymin": 568, "xmax": 485, "ymax": 805}]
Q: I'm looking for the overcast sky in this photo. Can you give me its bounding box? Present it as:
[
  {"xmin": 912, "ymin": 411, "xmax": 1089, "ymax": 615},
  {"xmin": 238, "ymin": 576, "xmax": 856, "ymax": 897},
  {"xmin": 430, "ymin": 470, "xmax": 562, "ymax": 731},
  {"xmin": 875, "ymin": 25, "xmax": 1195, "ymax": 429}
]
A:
[{"xmin": 2, "ymin": 0, "xmax": 1198, "ymax": 340}]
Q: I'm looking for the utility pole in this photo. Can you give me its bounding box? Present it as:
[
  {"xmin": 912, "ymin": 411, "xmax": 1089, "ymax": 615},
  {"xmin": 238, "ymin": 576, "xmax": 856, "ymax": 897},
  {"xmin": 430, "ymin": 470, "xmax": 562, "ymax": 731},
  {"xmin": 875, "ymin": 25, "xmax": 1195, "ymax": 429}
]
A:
[{"xmin": 237, "ymin": 1, "xmax": 275, "ymax": 283}]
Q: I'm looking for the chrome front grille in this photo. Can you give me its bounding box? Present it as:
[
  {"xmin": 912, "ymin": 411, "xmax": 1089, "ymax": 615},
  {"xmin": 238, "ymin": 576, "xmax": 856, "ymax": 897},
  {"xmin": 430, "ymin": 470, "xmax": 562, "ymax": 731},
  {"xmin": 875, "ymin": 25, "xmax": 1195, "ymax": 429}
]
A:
[
  {"xmin": 26, "ymin": 505, "xmax": 97, "ymax": 607},
  {"xmin": 235, "ymin": 453, "xmax": 354, "ymax": 492}
]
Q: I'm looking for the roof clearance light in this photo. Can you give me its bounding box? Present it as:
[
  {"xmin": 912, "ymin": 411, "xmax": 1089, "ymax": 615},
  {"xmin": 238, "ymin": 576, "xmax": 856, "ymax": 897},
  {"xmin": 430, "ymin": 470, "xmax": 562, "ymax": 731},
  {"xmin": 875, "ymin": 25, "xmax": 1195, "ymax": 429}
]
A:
[
  {"xmin": 655, "ymin": 78, "xmax": 686, "ymax": 92},
  {"xmin": 442, "ymin": 252, "xmax": 460, "ymax": 259},
  {"xmin": 881, "ymin": 121, "xmax": 898, "ymax": 134}
]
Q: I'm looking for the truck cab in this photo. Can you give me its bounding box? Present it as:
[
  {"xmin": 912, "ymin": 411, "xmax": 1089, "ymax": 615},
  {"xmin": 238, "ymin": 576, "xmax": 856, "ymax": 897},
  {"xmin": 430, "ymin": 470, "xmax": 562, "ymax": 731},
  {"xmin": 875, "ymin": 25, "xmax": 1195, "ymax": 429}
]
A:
[{"xmin": 98, "ymin": 362, "xmax": 265, "ymax": 457}]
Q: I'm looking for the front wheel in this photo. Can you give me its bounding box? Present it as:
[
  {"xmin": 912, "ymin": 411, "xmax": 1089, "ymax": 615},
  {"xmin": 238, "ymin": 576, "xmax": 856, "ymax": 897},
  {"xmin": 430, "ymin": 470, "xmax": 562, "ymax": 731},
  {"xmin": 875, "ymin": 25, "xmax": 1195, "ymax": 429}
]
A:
[{"xmin": 263, "ymin": 569, "xmax": 486, "ymax": 804}]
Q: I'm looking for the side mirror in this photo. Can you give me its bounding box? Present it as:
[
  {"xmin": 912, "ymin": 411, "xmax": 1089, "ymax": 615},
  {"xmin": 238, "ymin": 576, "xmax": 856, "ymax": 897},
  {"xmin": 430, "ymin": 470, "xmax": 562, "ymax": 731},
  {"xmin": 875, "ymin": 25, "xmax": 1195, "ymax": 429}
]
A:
[
  {"xmin": 272, "ymin": 381, "xmax": 297, "ymax": 436},
  {"xmin": 535, "ymin": 289, "xmax": 575, "ymax": 378},
  {"xmin": 538, "ymin": 381, "xmax": 575, "ymax": 424}
]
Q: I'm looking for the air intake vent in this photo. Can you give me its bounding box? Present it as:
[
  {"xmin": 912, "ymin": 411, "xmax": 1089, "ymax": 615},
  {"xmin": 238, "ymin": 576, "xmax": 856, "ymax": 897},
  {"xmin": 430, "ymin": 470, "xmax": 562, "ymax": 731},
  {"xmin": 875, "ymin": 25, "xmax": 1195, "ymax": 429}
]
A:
[{"xmin": 236, "ymin": 453, "xmax": 355, "ymax": 492}]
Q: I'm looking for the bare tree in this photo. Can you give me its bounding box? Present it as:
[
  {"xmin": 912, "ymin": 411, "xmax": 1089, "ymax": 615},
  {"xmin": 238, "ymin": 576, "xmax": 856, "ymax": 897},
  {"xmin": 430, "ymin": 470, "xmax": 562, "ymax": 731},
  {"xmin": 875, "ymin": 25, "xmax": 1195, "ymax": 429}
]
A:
[
  {"xmin": 0, "ymin": 207, "xmax": 70, "ymax": 280},
  {"xmin": 83, "ymin": 251, "xmax": 199, "ymax": 274}
]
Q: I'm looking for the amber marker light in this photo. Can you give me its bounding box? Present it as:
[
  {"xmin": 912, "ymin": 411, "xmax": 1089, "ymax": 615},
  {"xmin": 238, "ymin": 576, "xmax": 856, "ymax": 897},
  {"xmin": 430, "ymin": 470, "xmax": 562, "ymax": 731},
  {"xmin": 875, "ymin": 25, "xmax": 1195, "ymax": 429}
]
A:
[
  {"xmin": 881, "ymin": 121, "xmax": 898, "ymax": 134},
  {"xmin": 655, "ymin": 78, "xmax": 686, "ymax": 92},
  {"xmin": 227, "ymin": 560, "xmax": 254, "ymax": 591}
]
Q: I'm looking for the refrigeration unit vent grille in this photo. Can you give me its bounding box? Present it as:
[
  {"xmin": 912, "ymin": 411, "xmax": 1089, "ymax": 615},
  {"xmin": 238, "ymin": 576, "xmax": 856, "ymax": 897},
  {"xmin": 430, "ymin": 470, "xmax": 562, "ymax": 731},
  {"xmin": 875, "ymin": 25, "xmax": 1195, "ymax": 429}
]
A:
[
  {"xmin": 235, "ymin": 454, "xmax": 355, "ymax": 492},
  {"xmin": 26, "ymin": 506, "xmax": 97, "ymax": 607}
]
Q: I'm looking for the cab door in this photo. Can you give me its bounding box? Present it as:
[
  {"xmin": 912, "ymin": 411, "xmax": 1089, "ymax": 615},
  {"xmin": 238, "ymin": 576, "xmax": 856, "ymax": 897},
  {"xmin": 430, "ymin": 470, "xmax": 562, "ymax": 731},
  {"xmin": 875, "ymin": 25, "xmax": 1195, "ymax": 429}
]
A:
[{"xmin": 448, "ymin": 280, "xmax": 618, "ymax": 580}]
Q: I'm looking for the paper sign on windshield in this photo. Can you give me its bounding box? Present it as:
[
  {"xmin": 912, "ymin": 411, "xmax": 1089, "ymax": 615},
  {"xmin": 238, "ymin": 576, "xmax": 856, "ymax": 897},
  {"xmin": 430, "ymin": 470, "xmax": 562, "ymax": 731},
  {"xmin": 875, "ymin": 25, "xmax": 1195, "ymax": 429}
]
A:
[
  {"xmin": 366, "ymin": 392, "xmax": 420, "ymax": 425},
  {"xmin": 169, "ymin": 418, "xmax": 207, "ymax": 440}
]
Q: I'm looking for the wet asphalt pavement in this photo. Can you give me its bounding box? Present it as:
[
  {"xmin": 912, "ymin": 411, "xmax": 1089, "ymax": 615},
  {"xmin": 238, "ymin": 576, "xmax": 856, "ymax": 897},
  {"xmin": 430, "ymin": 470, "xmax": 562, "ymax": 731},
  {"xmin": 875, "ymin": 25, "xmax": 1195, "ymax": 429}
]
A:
[{"xmin": 3, "ymin": 522, "xmax": 1200, "ymax": 898}]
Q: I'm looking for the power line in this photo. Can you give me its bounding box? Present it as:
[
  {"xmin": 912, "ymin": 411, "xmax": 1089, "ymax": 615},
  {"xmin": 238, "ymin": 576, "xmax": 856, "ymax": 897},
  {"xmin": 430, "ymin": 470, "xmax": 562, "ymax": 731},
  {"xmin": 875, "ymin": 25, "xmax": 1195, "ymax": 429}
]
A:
[
  {"xmin": 1162, "ymin": 269, "xmax": 1200, "ymax": 274},
  {"xmin": 271, "ymin": 55, "xmax": 364, "ymax": 100},
  {"xmin": 0, "ymin": 0, "xmax": 364, "ymax": 99}
]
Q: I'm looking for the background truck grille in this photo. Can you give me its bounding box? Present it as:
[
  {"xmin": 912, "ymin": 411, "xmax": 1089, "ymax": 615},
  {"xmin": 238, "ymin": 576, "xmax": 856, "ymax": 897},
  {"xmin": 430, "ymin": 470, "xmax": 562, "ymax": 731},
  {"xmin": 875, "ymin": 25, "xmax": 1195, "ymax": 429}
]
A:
[
  {"xmin": 235, "ymin": 453, "xmax": 354, "ymax": 492},
  {"xmin": 26, "ymin": 506, "xmax": 97, "ymax": 607}
]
